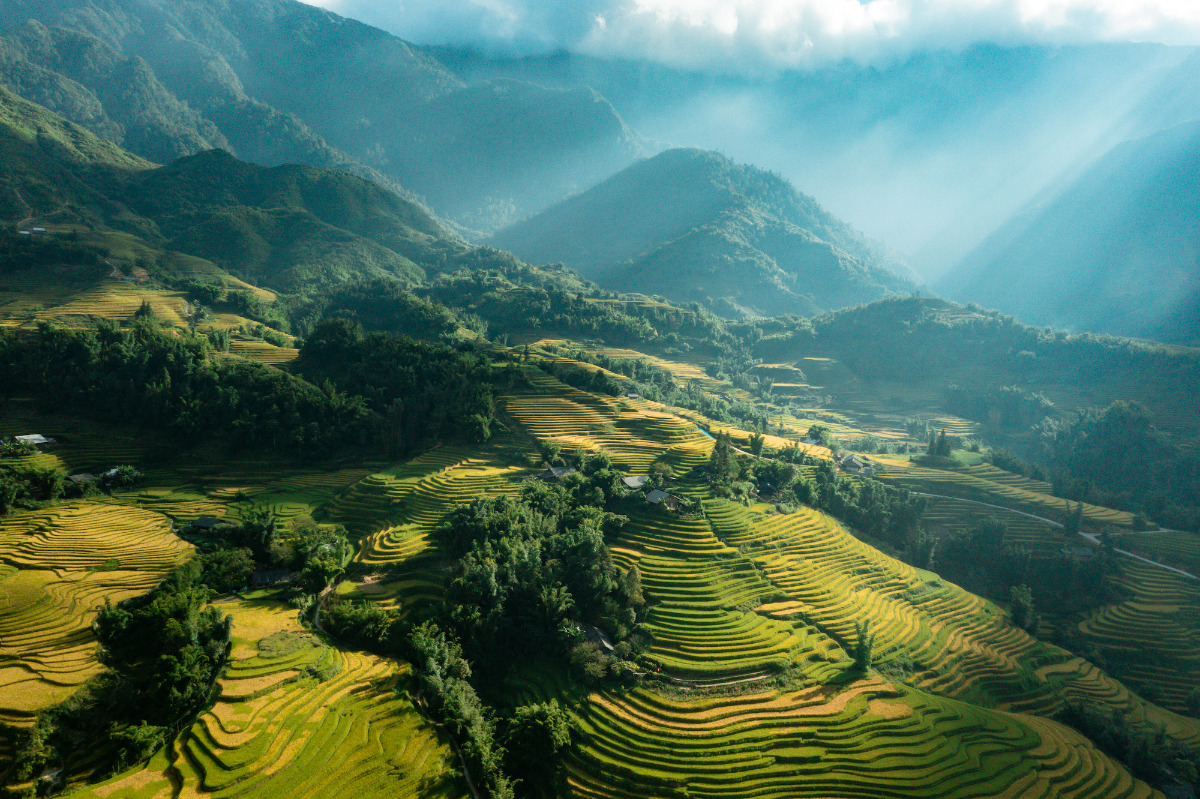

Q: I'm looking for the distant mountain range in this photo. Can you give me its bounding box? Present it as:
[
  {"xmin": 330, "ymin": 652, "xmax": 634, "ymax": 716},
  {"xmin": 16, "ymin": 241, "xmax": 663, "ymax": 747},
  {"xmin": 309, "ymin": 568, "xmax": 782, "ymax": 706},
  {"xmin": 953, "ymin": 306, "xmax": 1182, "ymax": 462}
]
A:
[
  {"xmin": 940, "ymin": 120, "xmax": 1200, "ymax": 345},
  {"xmin": 0, "ymin": 0, "xmax": 645, "ymax": 232},
  {"xmin": 491, "ymin": 148, "xmax": 918, "ymax": 318},
  {"xmin": 0, "ymin": 85, "xmax": 481, "ymax": 293}
]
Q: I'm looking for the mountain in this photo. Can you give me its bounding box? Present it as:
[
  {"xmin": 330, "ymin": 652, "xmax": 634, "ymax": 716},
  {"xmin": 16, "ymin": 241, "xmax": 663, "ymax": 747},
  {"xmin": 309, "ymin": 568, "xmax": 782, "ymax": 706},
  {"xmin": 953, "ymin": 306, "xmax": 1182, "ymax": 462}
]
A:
[
  {"xmin": 490, "ymin": 148, "xmax": 918, "ymax": 317},
  {"xmin": 0, "ymin": 85, "xmax": 468, "ymax": 293},
  {"xmin": 940, "ymin": 120, "xmax": 1200, "ymax": 344},
  {"xmin": 434, "ymin": 43, "xmax": 1200, "ymax": 275},
  {"xmin": 0, "ymin": 0, "xmax": 645, "ymax": 231}
]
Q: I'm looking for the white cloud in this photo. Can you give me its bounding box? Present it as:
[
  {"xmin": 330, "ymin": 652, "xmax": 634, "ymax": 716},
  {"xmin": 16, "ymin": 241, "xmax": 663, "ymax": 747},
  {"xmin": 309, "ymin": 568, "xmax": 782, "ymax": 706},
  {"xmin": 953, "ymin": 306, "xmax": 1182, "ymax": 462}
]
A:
[{"xmin": 307, "ymin": 0, "xmax": 1200, "ymax": 69}]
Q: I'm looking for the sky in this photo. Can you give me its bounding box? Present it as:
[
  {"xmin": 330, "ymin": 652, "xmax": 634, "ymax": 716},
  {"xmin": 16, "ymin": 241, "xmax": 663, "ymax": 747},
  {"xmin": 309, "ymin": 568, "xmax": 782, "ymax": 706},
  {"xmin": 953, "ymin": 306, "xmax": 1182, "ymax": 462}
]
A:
[{"xmin": 307, "ymin": 0, "xmax": 1200, "ymax": 71}]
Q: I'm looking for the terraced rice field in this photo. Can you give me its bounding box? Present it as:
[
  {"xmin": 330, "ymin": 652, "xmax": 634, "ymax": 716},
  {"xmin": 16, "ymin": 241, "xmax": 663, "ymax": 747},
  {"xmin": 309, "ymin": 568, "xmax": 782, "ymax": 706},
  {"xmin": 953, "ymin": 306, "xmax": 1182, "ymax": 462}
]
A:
[
  {"xmin": 322, "ymin": 448, "xmax": 527, "ymax": 570},
  {"xmin": 228, "ymin": 339, "xmax": 300, "ymax": 365},
  {"xmin": 505, "ymin": 369, "xmax": 712, "ymax": 476},
  {"xmin": 1118, "ymin": 530, "xmax": 1200, "ymax": 576},
  {"xmin": 76, "ymin": 599, "xmax": 465, "ymax": 799},
  {"xmin": 566, "ymin": 682, "xmax": 1164, "ymax": 799},
  {"xmin": 0, "ymin": 273, "xmax": 190, "ymax": 327},
  {"xmin": 1071, "ymin": 558, "xmax": 1200, "ymax": 715},
  {"xmin": 875, "ymin": 458, "xmax": 1136, "ymax": 529},
  {"xmin": 0, "ymin": 503, "xmax": 191, "ymax": 733},
  {"xmin": 921, "ymin": 496, "xmax": 1066, "ymax": 556}
]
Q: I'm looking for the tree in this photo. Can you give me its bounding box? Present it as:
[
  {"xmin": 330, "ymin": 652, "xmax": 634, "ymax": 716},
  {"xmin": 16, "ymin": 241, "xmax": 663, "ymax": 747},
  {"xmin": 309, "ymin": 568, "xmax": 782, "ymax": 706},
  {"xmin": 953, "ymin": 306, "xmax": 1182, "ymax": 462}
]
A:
[
  {"xmin": 1064, "ymin": 501, "xmax": 1084, "ymax": 538},
  {"xmin": 853, "ymin": 620, "xmax": 875, "ymax": 672},
  {"xmin": 504, "ymin": 700, "xmax": 573, "ymax": 797},
  {"xmin": 1009, "ymin": 583, "xmax": 1039, "ymax": 634},
  {"xmin": 540, "ymin": 441, "xmax": 563, "ymax": 466},
  {"xmin": 707, "ymin": 433, "xmax": 739, "ymax": 486},
  {"xmin": 748, "ymin": 431, "xmax": 766, "ymax": 457}
]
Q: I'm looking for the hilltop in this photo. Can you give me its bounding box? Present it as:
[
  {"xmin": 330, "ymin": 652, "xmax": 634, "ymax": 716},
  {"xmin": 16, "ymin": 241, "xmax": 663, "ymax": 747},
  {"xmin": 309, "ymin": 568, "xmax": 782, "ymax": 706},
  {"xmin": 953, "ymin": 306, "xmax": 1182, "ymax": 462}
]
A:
[
  {"xmin": 0, "ymin": 0, "xmax": 645, "ymax": 230},
  {"xmin": 941, "ymin": 119, "xmax": 1200, "ymax": 345},
  {"xmin": 491, "ymin": 148, "xmax": 918, "ymax": 317}
]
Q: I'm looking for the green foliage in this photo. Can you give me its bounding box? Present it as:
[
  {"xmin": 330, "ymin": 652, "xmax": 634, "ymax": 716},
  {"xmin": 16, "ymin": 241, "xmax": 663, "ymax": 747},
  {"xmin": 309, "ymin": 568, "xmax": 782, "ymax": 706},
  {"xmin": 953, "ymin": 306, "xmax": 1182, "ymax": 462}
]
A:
[
  {"xmin": 1009, "ymin": 583, "xmax": 1039, "ymax": 634},
  {"xmin": 707, "ymin": 433, "xmax": 740, "ymax": 487},
  {"xmin": 504, "ymin": 700, "xmax": 573, "ymax": 798},
  {"xmin": 196, "ymin": 548, "xmax": 256, "ymax": 594},
  {"xmin": 944, "ymin": 384, "xmax": 1055, "ymax": 431},
  {"xmin": 1057, "ymin": 699, "xmax": 1200, "ymax": 790},
  {"xmin": 407, "ymin": 622, "xmax": 513, "ymax": 799},
  {"xmin": 853, "ymin": 620, "xmax": 875, "ymax": 672},
  {"xmin": 294, "ymin": 317, "xmax": 501, "ymax": 453},
  {"xmin": 434, "ymin": 467, "xmax": 639, "ymax": 683},
  {"xmin": 15, "ymin": 559, "xmax": 232, "ymax": 781},
  {"xmin": 0, "ymin": 321, "xmax": 375, "ymax": 457}
]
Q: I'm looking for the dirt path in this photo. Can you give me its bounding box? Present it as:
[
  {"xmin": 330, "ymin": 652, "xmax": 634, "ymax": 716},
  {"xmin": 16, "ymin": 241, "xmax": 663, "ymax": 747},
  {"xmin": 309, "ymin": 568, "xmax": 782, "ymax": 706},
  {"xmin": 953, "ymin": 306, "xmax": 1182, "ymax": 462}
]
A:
[{"xmin": 13, "ymin": 188, "xmax": 34, "ymax": 228}]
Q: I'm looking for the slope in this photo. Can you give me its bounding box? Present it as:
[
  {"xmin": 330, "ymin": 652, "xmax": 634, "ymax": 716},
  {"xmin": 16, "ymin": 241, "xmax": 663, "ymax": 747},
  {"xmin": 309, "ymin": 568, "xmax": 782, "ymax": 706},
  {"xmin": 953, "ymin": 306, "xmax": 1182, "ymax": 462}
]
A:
[
  {"xmin": 941, "ymin": 119, "xmax": 1200, "ymax": 345},
  {"xmin": 491, "ymin": 148, "xmax": 918, "ymax": 317},
  {"xmin": 0, "ymin": 87, "xmax": 469, "ymax": 295},
  {"xmin": 0, "ymin": 0, "xmax": 645, "ymax": 230}
]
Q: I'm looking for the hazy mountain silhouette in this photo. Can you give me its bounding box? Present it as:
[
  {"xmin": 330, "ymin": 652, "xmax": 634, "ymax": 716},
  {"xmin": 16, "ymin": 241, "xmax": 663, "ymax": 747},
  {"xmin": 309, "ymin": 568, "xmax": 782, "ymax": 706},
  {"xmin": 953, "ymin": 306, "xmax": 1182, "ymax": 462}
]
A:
[
  {"xmin": 492, "ymin": 148, "xmax": 917, "ymax": 317},
  {"xmin": 941, "ymin": 120, "xmax": 1200, "ymax": 345},
  {"xmin": 0, "ymin": 0, "xmax": 645, "ymax": 231}
]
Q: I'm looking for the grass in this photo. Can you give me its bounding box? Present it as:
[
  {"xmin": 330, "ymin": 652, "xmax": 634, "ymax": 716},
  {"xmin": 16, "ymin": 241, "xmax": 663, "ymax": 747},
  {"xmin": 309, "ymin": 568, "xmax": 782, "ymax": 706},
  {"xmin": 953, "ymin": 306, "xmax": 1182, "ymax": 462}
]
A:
[
  {"xmin": 75, "ymin": 598, "xmax": 467, "ymax": 799},
  {"xmin": 0, "ymin": 503, "xmax": 191, "ymax": 732}
]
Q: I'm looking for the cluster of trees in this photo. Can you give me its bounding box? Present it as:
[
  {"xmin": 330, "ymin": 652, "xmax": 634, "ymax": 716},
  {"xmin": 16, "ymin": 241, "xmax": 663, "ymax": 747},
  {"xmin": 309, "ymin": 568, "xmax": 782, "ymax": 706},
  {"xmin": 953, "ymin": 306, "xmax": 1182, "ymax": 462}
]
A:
[
  {"xmin": 294, "ymin": 317, "xmax": 514, "ymax": 452},
  {"xmin": 14, "ymin": 561, "xmax": 232, "ymax": 785},
  {"xmin": 0, "ymin": 463, "xmax": 142, "ymax": 515},
  {"xmin": 324, "ymin": 454, "xmax": 646, "ymax": 798},
  {"xmin": 705, "ymin": 435, "xmax": 925, "ymax": 552},
  {"xmin": 0, "ymin": 228, "xmax": 108, "ymax": 275},
  {"xmin": 943, "ymin": 384, "xmax": 1055, "ymax": 431},
  {"xmin": 187, "ymin": 509, "xmax": 351, "ymax": 595},
  {"xmin": 1057, "ymin": 699, "xmax": 1200, "ymax": 792},
  {"xmin": 0, "ymin": 320, "xmax": 375, "ymax": 457},
  {"xmin": 929, "ymin": 518, "xmax": 1121, "ymax": 624},
  {"xmin": 292, "ymin": 279, "xmax": 468, "ymax": 341}
]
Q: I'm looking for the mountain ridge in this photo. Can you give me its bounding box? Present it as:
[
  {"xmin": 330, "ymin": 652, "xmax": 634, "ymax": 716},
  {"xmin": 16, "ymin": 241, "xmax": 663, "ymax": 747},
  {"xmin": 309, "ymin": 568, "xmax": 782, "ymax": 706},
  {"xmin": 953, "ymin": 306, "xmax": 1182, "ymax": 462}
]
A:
[
  {"xmin": 940, "ymin": 118, "xmax": 1200, "ymax": 345},
  {"xmin": 491, "ymin": 147, "xmax": 918, "ymax": 317}
]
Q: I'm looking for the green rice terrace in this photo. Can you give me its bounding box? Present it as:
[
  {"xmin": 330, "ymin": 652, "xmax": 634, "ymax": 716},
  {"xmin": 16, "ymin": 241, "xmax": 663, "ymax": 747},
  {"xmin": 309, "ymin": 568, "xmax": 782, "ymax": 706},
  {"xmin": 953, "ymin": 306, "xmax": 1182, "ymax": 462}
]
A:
[{"xmin": 2, "ymin": 333, "xmax": 1198, "ymax": 799}]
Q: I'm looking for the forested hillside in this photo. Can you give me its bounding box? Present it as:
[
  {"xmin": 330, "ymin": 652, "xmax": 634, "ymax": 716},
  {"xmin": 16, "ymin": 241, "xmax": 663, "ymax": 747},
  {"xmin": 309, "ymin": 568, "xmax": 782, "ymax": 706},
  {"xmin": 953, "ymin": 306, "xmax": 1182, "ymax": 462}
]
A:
[
  {"xmin": 492, "ymin": 148, "xmax": 917, "ymax": 317},
  {"xmin": 0, "ymin": 0, "xmax": 645, "ymax": 230},
  {"xmin": 942, "ymin": 120, "xmax": 1200, "ymax": 345}
]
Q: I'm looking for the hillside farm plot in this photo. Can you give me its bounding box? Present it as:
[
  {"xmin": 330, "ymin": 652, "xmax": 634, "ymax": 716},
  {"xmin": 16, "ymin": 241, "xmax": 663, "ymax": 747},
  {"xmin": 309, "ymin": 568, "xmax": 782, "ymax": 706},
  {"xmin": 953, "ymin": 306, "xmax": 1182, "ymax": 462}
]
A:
[
  {"xmin": 77, "ymin": 599, "xmax": 466, "ymax": 799},
  {"xmin": 921, "ymin": 496, "xmax": 1067, "ymax": 556},
  {"xmin": 0, "ymin": 504, "xmax": 191, "ymax": 732},
  {"xmin": 341, "ymin": 452, "xmax": 527, "ymax": 567},
  {"xmin": 875, "ymin": 458, "xmax": 1136, "ymax": 529},
  {"xmin": 1071, "ymin": 558, "xmax": 1200, "ymax": 716},
  {"xmin": 506, "ymin": 368, "xmax": 713, "ymax": 476},
  {"xmin": 565, "ymin": 680, "xmax": 1162, "ymax": 799},
  {"xmin": 708, "ymin": 504, "xmax": 1200, "ymax": 742}
]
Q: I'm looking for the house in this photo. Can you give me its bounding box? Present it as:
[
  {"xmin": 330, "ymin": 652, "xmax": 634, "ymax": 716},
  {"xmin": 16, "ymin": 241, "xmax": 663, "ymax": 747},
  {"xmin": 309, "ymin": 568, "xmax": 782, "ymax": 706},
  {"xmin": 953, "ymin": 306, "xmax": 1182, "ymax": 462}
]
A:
[
  {"xmin": 250, "ymin": 570, "xmax": 295, "ymax": 588},
  {"xmin": 622, "ymin": 475, "xmax": 650, "ymax": 489},
  {"xmin": 582, "ymin": 624, "xmax": 616, "ymax": 655},
  {"xmin": 191, "ymin": 515, "xmax": 223, "ymax": 531},
  {"xmin": 801, "ymin": 437, "xmax": 820, "ymax": 446},
  {"xmin": 646, "ymin": 489, "xmax": 684, "ymax": 510},
  {"xmin": 67, "ymin": 473, "xmax": 96, "ymax": 485},
  {"xmin": 538, "ymin": 465, "xmax": 576, "ymax": 482},
  {"xmin": 31, "ymin": 227, "xmax": 46, "ymax": 233},
  {"xmin": 839, "ymin": 453, "xmax": 870, "ymax": 473},
  {"xmin": 18, "ymin": 230, "xmax": 31, "ymax": 236},
  {"xmin": 625, "ymin": 392, "xmax": 641, "ymax": 401},
  {"xmin": 1061, "ymin": 547, "xmax": 1097, "ymax": 562},
  {"xmin": 15, "ymin": 434, "xmax": 54, "ymax": 446}
]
